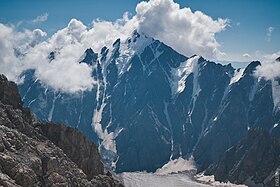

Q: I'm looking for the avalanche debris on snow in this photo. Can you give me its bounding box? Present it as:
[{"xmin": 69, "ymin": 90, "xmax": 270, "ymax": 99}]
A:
[{"xmin": 155, "ymin": 156, "xmax": 196, "ymax": 175}]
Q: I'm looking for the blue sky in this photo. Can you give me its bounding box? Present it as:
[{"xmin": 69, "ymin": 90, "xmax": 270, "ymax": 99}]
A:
[
  {"xmin": 186, "ymin": 0, "xmax": 280, "ymax": 54},
  {"xmin": 0, "ymin": 0, "xmax": 279, "ymax": 61}
]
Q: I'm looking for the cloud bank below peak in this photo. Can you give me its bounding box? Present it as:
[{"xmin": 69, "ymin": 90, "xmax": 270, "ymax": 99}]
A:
[{"xmin": 0, "ymin": 0, "xmax": 229, "ymax": 93}]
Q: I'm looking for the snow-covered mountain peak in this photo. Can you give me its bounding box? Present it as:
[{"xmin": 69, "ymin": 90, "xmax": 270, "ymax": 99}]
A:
[
  {"xmin": 105, "ymin": 31, "xmax": 156, "ymax": 75},
  {"xmin": 125, "ymin": 30, "xmax": 154, "ymax": 54},
  {"xmin": 17, "ymin": 27, "xmax": 280, "ymax": 184}
]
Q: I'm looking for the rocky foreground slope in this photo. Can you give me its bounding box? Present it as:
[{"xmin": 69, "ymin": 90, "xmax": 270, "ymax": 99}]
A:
[{"xmin": 0, "ymin": 74, "xmax": 123, "ymax": 186}]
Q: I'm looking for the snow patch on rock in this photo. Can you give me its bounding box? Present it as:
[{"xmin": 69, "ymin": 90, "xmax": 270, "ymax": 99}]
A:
[
  {"xmin": 171, "ymin": 55, "xmax": 200, "ymax": 96},
  {"xmin": 230, "ymin": 68, "xmax": 244, "ymax": 85},
  {"xmin": 196, "ymin": 173, "xmax": 248, "ymax": 187}
]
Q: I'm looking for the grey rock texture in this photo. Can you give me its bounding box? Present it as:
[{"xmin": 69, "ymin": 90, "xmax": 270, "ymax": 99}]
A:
[
  {"xmin": 0, "ymin": 74, "xmax": 123, "ymax": 187},
  {"xmin": 41, "ymin": 123, "xmax": 104, "ymax": 179},
  {"xmin": 205, "ymin": 127, "xmax": 280, "ymax": 187}
]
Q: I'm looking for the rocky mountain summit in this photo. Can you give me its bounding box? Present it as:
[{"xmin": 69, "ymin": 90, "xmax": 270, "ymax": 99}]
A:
[
  {"xmin": 0, "ymin": 74, "xmax": 123, "ymax": 186},
  {"xmin": 18, "ymin": 31, "xmax": 280, "ymax": 185}
]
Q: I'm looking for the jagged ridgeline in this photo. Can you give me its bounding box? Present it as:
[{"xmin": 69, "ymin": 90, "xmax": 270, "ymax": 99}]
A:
[
  {"xmin": 18, "ymin": 31, "xmax": 280, "ymax": 181},
  {"xmin": 0, "ymin": 75, "xmax": 123, "ymax": 186}
]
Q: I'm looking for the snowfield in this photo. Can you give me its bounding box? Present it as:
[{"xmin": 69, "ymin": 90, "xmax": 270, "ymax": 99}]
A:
[
  {"xmin": 120, "ymin": 157, "xmax": 248, "ymax": 187},
  {"xmin": 121, "ymin": 172, "xmax": 210, "ymax": 187}
]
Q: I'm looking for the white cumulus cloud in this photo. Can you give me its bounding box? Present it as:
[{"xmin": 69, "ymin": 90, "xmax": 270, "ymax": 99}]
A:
[
  {"xmin": 134, "ymin": 0, "xmax": 228, "ymax": 59},
  {"xmin": 255, "ymin": 61, "xmax": 280, "ymax": 80},
  {"xmin": 254, "ymin": 51, "xmax": 280, "ymax": 80},
  {"xmin": 0, "ymin": 0, "xmax": 229, "ymax": 93},
  {"xmin": 0, "ymin": 22, "xmax": 94, "ymax": 93}
]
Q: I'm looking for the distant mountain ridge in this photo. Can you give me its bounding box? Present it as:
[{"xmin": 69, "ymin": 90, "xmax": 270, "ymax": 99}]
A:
[{"xmin": 18, "ymin": 31, "xmax": 280, "ymax": 185}]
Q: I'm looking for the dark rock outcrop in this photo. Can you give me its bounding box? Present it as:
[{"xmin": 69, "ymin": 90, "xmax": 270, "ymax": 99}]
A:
[
  {"xmin": 41, "ymin": 123, "xmax": 104, "ymax": 179},
  {"xmin": 0, "ymin": 74, "xmax": 123, "ymax": 187},
  {"xmin": 205, "ymin": 127, "xmax": 280, "ymax": 187},
  {"xmin": 80, "ymin": 48, "xmax": 98, "ymax": 66},
  {"xmin": 0, "ymin": 74, "xmax": 23, "ymax": 109}
]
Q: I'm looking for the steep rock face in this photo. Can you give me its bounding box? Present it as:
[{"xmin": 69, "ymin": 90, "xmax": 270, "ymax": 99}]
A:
[
  {"xmin": 0, "ymin": 74, "xmax": 42, "ymax": 141},
  {"xmin": 0, "ymin": 74, "xmax": 123, "ymax": 187},
  {"xmin": 0, "ymin": 125, "xmax": 90, "ymax": 187},
  {"xmin": 205, "ymin": 128, "xmax": 280, "ymax": 187},
  {"xmin": 18, "ymin": 31, "xmax": 280, "ymax": 174},
  {"xmin": 194, "ymin": 61, "xmax": 280, "ymax": 170},
  {"xmin": 169, "ymin": 58, "xmax": 234, "ymax": 157},
  {"xmin": 41, "ymin": 123, "xmax": 104, "ymax": 179},
  {"xmin": 0, "ymin": 74, "xmax": 23, "ymax": 109}
]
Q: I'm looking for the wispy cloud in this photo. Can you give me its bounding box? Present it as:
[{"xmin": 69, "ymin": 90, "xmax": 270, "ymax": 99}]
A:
[
  {"xmin": 31, "ymin": 13, "xmax": 49, "ymax": 24},
  {"xmin": 265, "ymin": 26, "xmax": 274, "ymax": 42},
  {"xmin": 16, "ymin": 13, "xmax": 49, "ymax": 27}
]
